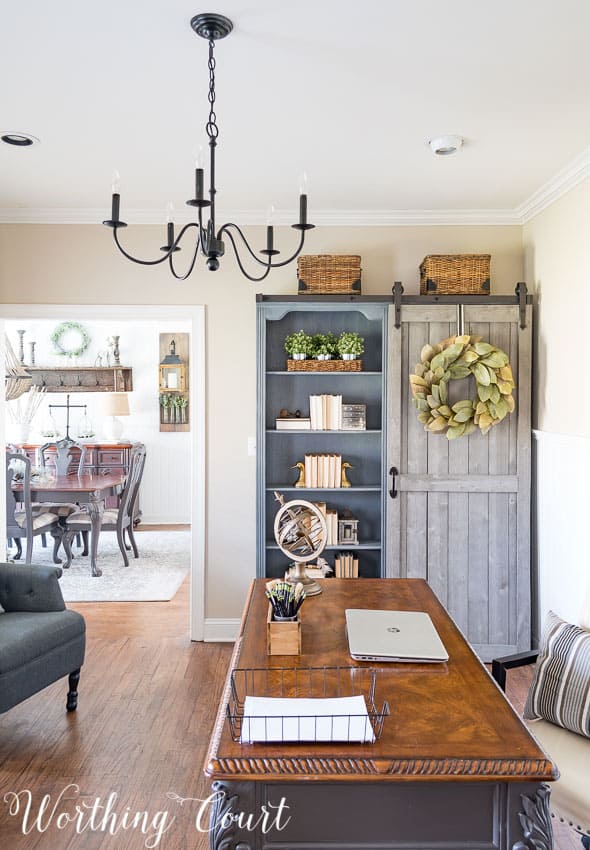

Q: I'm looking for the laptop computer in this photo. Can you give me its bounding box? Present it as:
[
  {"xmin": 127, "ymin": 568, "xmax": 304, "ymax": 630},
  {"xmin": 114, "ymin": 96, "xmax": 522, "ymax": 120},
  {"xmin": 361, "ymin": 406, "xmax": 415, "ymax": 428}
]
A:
[{"xmin": 345, "ymin": 609, "xmax": 449, "ymax": 663}]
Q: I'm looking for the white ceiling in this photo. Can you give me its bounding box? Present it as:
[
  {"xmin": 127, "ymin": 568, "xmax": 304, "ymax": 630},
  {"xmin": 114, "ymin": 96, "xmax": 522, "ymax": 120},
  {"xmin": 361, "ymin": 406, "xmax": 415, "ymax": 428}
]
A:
[{"xmin": 2, "ymin": 0, "xmax": 590, "ymax": 224}]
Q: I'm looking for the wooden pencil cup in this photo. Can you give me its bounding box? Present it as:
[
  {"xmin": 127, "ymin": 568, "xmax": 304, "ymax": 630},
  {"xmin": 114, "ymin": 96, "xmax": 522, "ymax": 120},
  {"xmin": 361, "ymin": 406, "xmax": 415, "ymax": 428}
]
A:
[{"xmin": 267, "ymin": 604, "xmax": 301, "ymax": 656}]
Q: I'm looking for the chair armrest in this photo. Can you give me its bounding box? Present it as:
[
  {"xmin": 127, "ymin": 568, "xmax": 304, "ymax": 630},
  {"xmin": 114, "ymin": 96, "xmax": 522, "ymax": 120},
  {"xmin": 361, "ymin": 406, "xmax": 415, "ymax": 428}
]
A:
[
  {"xmin": 492, "ymin": 650, "xmax": 539, "ymax": 691},
  {"xmin": 0, "ymin": 563, "xmax": 66, "ymax": 613}
]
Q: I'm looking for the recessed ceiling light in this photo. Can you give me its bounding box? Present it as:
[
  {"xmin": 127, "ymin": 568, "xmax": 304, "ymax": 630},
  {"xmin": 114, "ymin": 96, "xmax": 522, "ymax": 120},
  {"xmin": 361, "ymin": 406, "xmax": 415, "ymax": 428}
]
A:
[
  {"xmin": 428, "ymin": 135, "xmax": 463, "ymax": 156},
  {"xmin": 0, "ymin": 131, "xmax": 40, "ymax": 147}
]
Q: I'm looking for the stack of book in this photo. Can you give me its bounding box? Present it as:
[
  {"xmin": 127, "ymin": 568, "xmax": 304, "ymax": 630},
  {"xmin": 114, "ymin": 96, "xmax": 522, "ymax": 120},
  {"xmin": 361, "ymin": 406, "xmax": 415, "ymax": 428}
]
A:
[
  {"xmin": 304, "ymin": 453, "xmax": 342, "ymax": 488},
  {"xmin": 335, "ymin": 553, "xmax": 359, "ymax": 578},
  {"xmin": 313, "ymin": 502, "xmax": 339, "ymax": 545},
  {"xmin": 309, "ymin": 394, "xmax": 342, "ymax": 430},
  {"xmin": 275, "ymin": 416, "xmax": 311, "ymax": 430}
]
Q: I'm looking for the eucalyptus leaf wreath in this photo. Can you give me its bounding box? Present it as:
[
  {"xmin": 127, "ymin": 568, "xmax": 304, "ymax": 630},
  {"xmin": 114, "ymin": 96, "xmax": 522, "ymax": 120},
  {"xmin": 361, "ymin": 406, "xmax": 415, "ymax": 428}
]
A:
[
  {"xmin": 410, "ymin": 334, "xmax": 516, "ymax": 439},
  {"xmin": 50, "ymin": 321, "xmax": 90, "ymax": 357}
]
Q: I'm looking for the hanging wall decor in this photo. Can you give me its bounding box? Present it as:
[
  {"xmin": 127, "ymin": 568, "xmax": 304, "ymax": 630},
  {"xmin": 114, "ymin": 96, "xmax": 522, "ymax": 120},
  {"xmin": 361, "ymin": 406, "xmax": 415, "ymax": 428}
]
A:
[
  {"xmin": 159, "ymin": 333, "xmax": 190, "ymax": 432},
  {"xmin": 409, "ymin": 334, "xmax": 515, "ymax": 439}
]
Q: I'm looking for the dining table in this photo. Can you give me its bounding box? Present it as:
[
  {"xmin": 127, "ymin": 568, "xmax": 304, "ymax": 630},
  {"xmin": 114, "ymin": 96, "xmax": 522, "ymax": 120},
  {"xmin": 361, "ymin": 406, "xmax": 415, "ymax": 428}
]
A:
[{"xmin": 20, "ymin": 471, "xmax": 126, "ymax": 577}]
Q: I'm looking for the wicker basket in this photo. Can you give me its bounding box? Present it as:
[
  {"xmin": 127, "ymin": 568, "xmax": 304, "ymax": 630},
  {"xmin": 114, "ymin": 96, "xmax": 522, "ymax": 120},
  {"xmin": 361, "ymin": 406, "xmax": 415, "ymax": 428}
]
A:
[
  {"xmin": 297, "ymin": 255, "xmax": 362, "ymax": 294},
  {"xmin": 419, "ymin": 254, "xmax": 491, "ymax": 295},
  {"xmin": 287, "ymin": 359, "xmax": 362, "ymax": 372}
]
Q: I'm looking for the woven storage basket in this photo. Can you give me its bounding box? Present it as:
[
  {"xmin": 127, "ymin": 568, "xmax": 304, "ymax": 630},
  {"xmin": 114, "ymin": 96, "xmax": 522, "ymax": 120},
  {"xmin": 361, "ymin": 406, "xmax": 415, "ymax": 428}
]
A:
[
  {"xmin": 297, "ymin": 255, "xmax": 362, "ymax": 294},
  {"xmin": 419, "ymin": 254, "xmax": 491, "ymax": 295},
  {"xmin": 287, "ymin": 359, "xmax": 362, "ymax": 372}
]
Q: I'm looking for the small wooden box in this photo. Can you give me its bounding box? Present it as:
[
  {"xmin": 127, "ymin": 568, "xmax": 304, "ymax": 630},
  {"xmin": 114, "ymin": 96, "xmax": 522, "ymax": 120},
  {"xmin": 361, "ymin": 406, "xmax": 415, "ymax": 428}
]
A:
[{"xmin": 267, "ymin": 604, "xmax": 301, "ymax": 656}]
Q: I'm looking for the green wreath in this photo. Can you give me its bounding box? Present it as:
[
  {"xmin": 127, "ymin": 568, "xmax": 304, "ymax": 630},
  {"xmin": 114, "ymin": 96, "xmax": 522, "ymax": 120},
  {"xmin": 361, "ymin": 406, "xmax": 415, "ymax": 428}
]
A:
[
  {"xmin": 50, "ymin": 321, "xmax": 90, "ymax": 357},
  {"xmin": 410, "ymin": 334, "xmax": 515, "ymax": 439}
]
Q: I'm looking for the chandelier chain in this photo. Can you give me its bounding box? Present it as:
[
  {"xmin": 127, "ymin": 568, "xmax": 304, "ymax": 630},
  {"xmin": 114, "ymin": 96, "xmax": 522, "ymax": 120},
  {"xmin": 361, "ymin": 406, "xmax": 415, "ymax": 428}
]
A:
[{"xmin": 206, "ymin": 38, "xmax": 219, "ymax": 140}]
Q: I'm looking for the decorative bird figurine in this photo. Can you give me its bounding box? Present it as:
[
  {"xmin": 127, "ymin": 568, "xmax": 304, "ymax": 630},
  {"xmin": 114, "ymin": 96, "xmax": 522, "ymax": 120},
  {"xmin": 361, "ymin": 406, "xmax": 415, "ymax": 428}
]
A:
[
  {"xmin": 292, "ymin": 461, "xmax": 306, "ymax": 488},
  {"xmin": 341, "ymin": 461, "xmax": 353, "ymax": 488}
]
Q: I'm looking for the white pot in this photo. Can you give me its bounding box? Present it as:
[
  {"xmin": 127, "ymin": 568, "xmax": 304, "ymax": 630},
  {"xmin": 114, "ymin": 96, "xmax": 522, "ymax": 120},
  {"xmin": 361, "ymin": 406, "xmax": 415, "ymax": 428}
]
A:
[
  {"xmin": 341, "ymin": 353, "xmax": 357, "ymax": 360},
  {"xmin": 292, "ymin": 353, "xmax": 307, "ymax": 360},
  {"xmin": 316, "ymin": 354, "xmax": 332, "ymax": 361},
  {"xmin": 8, "ymin": 423, "xmax": 31, "ymax": 445}
]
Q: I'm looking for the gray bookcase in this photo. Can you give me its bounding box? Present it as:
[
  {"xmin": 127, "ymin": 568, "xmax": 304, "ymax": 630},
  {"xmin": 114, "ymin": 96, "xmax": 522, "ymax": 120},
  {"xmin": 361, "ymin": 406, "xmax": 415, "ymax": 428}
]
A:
[{"xmin": 256, "ymin": 296, "xmax": 389, "ymax": 579}]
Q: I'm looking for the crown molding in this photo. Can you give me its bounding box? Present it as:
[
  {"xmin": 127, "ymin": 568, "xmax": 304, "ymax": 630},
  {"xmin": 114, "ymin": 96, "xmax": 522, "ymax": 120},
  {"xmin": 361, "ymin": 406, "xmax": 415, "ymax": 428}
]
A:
[
  {"xmin": 516, "ymin": 146, "xmax": 590, "ymax": 223},
  {"xmin": 0, "ymin": 206, "xmax": 521, "ymax": 226},
  {"xmin": 1, "ymin": 146, "xmax": 589, "ymax": 227}
]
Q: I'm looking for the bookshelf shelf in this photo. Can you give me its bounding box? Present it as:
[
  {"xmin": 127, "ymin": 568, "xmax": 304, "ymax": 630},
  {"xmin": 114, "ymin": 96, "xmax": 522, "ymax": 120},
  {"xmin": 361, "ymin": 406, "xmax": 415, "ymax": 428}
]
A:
[
  {"xmin": 257, "ymin": 297, "xmax": 388, "ymax": 580},
  {"xmin": 267, "ymin": 429, "xmax": 382, "ymax": 435},
  {"xmin": 266, "ymin": 541, "xmax": 382, "ymax": 551}
]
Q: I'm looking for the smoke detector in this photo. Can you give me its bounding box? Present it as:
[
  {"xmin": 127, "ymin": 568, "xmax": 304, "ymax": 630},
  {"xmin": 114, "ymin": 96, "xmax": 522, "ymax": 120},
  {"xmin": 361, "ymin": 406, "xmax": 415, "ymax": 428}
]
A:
[{"xmin": 428, "ymin": 135, "xmax": 463, "ymax": 156}]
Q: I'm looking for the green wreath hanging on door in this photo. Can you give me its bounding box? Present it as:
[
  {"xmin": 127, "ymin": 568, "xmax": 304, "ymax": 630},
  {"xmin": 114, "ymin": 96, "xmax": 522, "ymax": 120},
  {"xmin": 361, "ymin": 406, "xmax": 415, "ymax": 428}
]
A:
[{"xmin": 409, "ymin": 334, "xmax": 516, "ymax": 439}]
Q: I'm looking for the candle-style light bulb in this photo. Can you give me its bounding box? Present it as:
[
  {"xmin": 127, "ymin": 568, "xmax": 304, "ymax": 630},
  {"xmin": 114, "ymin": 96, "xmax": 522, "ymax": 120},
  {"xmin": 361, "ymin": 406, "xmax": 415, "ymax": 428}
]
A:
[
  {"xmin": 111, "ymin": 170, "xmax": 121, "ymax": 194},
  {"xmin": 298, "ymin": 171, "xmax": 308, "ymax": 196},
  {"xmin": 166, "ymin": 202, "xmax": 175, "ymax": 223},
  {"xmin": 266, "ymin": 204, "xmax": 276, "ymax": 226}
]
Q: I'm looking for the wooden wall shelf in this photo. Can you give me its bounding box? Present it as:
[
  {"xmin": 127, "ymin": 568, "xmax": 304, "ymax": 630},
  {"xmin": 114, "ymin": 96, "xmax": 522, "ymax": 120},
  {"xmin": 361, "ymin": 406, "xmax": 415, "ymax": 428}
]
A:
[{"xmin": 28, "ymin": 366, "xmax": 133, "ymax": 393}]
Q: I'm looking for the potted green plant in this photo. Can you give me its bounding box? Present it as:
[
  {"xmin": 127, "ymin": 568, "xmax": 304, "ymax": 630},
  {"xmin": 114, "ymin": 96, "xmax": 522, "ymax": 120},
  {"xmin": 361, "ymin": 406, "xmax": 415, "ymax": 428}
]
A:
[
  {"xmin": 337, "ymin": 331, "xmax": 364, "ymax": 360},
  {"xmin": 160, "ymin": 393, "xmax": 171, "ymax": 423},
  {"xmin": 284, "ymin": 330, "xmax": 312, "ymax": 360},
  {"xmin": 178, "ymin": 395, "xmax": 188, "ymax": 424},
  {"xmin": 311, "ymin": 332, "xmax": 337, "ymax": 360}
]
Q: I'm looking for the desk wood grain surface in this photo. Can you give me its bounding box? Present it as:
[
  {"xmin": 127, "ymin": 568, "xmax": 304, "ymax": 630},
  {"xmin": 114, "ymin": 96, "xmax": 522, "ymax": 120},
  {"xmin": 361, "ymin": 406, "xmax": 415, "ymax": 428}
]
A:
[{"xmin": 205, "ymin": 579, "xmax": 556, "ymax": 783}]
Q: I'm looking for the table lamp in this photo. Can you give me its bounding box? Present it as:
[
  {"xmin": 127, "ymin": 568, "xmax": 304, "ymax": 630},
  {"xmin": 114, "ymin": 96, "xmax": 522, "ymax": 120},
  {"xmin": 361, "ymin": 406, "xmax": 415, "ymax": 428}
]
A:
[{"xmin": 101, "ymin": 392, "xmax": 130, "ymax": 442}]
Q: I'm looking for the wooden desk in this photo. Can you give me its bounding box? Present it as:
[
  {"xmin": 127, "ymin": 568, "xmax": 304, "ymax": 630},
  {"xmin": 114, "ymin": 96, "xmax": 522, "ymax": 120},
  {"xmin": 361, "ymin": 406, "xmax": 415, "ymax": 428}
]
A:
[
  {"xmin": 205, "ymin": 579, "xmax": 556, "ymax": 850},
  {"xmin": 27, "ymin": 473, "xmax": 125, "ymax": 577}
]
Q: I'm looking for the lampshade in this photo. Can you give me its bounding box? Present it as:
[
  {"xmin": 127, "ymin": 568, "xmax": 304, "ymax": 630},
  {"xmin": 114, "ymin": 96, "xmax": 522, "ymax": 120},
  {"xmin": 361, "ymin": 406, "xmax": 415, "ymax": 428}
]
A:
[{"xmin": 101, "ymin": 392, "xmax": 130, "ymax": 417}]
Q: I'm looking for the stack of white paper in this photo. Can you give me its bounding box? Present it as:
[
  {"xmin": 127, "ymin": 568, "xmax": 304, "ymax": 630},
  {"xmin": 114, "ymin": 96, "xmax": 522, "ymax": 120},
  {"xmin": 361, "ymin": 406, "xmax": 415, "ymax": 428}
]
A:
[{"xmin": 240, "ymin": 695, "xmax": 375, "ymax": 743}]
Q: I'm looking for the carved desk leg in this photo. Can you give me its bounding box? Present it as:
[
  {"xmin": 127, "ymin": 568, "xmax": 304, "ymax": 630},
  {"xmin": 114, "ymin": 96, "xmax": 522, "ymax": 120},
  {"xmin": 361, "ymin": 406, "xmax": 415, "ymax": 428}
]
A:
[
  {"xmin": 86, "ymin": 494, "xmax": 105, "ymax": 577},
  {"xmin": 209, "ymin": 781, "xmax": 255, "ymax": 850},
  {"xmin": 512, "ymin": 784, "xmax": 553, "ymax": 850}
]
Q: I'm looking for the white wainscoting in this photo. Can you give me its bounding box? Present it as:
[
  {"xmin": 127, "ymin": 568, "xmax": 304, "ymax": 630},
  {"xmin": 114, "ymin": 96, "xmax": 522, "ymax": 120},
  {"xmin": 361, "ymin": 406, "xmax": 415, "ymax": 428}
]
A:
[{"xmin": 532, "ymin": 429, "xmax": 590, "ymax": 643}]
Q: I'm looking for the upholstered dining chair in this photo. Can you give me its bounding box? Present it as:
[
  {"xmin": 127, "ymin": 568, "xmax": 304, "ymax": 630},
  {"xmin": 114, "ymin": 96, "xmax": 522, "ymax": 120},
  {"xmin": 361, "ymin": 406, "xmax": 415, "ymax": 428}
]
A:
[
  {"xmin": 62, "ymin": 443, "xmax": 146, "ymax": 567},
  {"xmin": 6, "ymin": 452, "xmax": 62, "ymax": 564}
]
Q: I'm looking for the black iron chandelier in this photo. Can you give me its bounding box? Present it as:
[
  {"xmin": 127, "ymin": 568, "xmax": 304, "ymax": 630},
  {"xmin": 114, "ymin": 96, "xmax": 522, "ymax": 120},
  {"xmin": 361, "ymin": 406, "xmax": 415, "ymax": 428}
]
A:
[{"xmin": 103, "ymin": 13, "xmax": 314, "ymax": 281}]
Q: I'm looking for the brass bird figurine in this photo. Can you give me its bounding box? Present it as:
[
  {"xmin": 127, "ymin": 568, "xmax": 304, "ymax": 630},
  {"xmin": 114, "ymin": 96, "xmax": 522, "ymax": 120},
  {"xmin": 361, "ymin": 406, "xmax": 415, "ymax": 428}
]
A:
[
  {"xmin": 292, "ymin": 461, "xmax": 306, "ymax": 488},
  {"xmin": 341, "ymin": 461, "xmax": 353, "ymax": 488}
]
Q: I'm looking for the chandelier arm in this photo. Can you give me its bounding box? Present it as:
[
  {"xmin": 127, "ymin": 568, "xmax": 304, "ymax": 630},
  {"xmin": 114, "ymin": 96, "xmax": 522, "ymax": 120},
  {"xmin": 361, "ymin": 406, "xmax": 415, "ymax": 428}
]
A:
[
  {"xmin": 112, "ymin": 222, "xmax": 200, "ymax": 266},
  {"xmin": 264, "ymin": 229, "xmax": 306, "ymax": 268},
  {"xmin": 223, "ymin": 228, "xmax": 273, "ymax": 282},
  {"xmin": 217, "ymin": 223, "xmax": 273, "ymax": 267},
  {"xmin": 168, "ymin": 236, "xmax": 202, "ymax": 281},
  {"xmin": 218, "ymin": 223, "xmax": 307, "ymax": 269}
]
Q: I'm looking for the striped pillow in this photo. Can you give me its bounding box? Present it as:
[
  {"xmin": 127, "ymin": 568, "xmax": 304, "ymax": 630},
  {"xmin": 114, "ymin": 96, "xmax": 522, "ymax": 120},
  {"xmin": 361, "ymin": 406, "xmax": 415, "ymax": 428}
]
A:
[{"xmin": 524, "ymin": 610, "xmax": 590, "ymax": 738}]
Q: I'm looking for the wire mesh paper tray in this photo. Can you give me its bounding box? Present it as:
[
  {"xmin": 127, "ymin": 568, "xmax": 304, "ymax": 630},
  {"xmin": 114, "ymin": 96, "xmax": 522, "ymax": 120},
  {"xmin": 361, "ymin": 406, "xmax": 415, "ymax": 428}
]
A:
[{"xmin": 227, "ymin": 666, "xmax": 390, "ymax": 744}]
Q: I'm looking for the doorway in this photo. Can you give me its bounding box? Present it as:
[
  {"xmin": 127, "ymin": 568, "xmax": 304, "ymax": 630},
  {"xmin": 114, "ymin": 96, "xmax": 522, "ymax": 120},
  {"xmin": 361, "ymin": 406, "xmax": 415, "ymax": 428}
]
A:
[{"xmin": 1, "ymin": 304, "xmax": 205, "ymax": 640}]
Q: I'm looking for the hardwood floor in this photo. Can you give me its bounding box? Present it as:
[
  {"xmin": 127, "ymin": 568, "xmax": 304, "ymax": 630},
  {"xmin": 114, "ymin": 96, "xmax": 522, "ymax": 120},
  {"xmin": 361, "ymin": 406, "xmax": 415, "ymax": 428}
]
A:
[{"xmin": 0, "ymin": 573, "xmax": 583, "ymax": 849}]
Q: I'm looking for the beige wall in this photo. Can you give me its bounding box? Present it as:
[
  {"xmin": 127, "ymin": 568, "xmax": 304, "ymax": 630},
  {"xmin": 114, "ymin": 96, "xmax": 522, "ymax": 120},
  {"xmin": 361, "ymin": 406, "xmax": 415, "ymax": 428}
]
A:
[
  {"xmin": 0, "ymin": 223, "xmax": 523, "ymax": 618},
  {"xmin": 523, "ymin": 179, "xmax": 590, "ymax": 436}
]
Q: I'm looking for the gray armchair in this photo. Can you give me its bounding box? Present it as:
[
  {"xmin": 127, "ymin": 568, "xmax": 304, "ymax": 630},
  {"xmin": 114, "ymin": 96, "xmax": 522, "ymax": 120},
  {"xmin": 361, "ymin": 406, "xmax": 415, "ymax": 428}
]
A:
[{"xmin": 0, "ymin": 563, "xmax": 85, "ymax": 714}]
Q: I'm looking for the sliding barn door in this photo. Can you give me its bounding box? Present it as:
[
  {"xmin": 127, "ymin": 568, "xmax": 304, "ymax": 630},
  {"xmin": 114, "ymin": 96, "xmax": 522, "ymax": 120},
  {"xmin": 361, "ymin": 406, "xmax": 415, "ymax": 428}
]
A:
[{"xmin": 387, "ymin": 302, "xmax": 532, "ymax": 661}]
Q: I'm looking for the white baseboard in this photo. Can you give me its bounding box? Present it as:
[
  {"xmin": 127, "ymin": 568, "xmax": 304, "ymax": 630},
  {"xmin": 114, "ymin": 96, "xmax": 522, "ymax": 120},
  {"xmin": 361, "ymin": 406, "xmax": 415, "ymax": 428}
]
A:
[{"xmin": 204, "ymin": 618, "xmax": 240, "ymax": 642}]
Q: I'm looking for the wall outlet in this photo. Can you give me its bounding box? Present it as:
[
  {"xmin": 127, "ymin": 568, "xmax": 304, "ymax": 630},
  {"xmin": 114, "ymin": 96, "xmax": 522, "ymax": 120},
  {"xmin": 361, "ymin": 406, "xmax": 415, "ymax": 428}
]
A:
[{"xmin": 247, "ymin": 437, "xmax": 256, "ymax": 456}]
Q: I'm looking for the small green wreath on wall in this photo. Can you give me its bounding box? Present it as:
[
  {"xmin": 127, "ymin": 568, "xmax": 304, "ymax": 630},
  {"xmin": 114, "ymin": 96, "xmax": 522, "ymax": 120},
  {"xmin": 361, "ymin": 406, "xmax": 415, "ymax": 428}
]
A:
[{"xmin": 50, "ymin": 321, "xmax": 91, "ymax": 357}]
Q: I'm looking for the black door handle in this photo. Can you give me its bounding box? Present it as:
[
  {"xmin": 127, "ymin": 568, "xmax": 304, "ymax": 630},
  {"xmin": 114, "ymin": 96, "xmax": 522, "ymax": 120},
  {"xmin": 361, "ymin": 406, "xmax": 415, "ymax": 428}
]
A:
[{"xmin": 389, "ymin": 466, "xmax": 398, "ymax": 499}]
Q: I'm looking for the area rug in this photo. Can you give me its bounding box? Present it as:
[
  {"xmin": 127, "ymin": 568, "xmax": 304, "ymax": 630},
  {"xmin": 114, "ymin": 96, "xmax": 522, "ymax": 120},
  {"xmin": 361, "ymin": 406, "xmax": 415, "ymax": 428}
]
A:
[{"xmin": 20, "ymin": 531, "xmax": 190, "ymax": 603}]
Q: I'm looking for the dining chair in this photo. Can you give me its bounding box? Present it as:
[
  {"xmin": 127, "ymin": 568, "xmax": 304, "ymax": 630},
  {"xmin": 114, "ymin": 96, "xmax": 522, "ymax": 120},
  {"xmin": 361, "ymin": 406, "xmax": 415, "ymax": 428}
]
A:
[
  {"xmin": 62, "ymin": 443, "xmax": 146, "ymax": 567},
  {"xmin": 37, "ymin": 437, "xmax": 89, "ymax": 552},
  {"xmin": 6, "ymin": 452, "xmax": 63, "ymax": 565}
]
